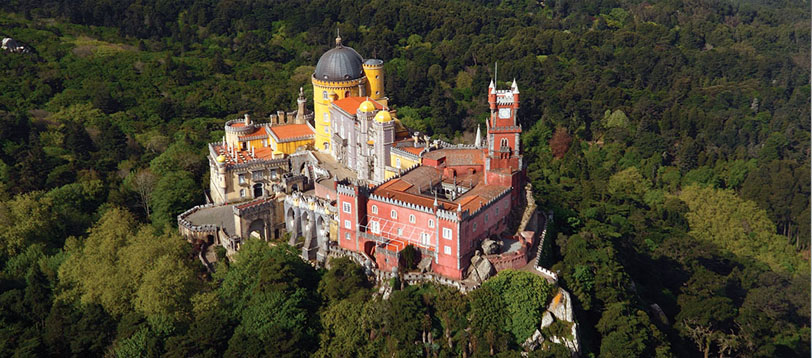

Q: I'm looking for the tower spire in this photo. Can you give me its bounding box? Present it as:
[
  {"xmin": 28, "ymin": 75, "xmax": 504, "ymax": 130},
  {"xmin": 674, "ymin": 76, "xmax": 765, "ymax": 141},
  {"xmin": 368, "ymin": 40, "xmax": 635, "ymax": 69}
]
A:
[
  {"xmin": 475, "ymin": 125, "xmax": 482, "ymax": 147},
  {"xmin": 494, "ymin": 61, "xmax": 498, "ymax": 89}
]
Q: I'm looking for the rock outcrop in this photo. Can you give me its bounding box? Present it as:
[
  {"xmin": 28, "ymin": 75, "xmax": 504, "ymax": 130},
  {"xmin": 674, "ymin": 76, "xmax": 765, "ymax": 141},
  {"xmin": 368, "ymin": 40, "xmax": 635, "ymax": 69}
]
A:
[
  {"xmin": 463, "ymin": 250, "xmax": 494, "ymax": 285},
  {"xmin": 2, "ymin": 38, "xmax": 31, "ymax": 53},
  {"xmin": 522, "ymin": 287, "xmax": 581, "ymax": 356}
]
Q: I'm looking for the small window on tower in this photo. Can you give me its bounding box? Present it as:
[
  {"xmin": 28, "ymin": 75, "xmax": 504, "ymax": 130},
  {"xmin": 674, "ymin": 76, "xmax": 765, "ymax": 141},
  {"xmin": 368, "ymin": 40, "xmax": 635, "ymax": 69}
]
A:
[
  {"xmin": 500, "ymin": 138, "xmax": 509, "ymax": 149},
  {"xmin": 323, "ymin": 91, "xmax": 328, "ymax": 100}
]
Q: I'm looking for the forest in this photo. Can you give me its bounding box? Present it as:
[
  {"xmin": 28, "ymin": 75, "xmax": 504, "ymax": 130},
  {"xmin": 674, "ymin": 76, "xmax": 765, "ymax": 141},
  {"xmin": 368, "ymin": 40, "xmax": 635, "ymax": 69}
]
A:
[{"xmin": 0, "ymin": 0, "xmax": 809, "ymax": 357}]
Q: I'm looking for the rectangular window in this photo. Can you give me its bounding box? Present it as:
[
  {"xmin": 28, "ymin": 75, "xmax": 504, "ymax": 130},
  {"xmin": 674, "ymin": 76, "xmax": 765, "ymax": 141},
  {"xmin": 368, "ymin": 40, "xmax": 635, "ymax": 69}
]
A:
[
  {"xmin": 342, "ymin": 202, "xmax": 352, "ymax": 213},
  {"xmin": 396, "ymin": 157, "xmax": 401, "ymax": 168},
  {"xmin": 344, "ymin": 220, "xmax": 351, "ymax": 229},
  {"xmin": 371, "ymin": 205, "xmax": 378, "ymax": 214},
  {"xmin": 238, "ymin": 174, "xmax": 246, "ymax": 184},
  {"xmin": 252, "ymin": 171, "xmax": 263, "ymax": 181},
  {"xmin": 444, "ymin": 246, "xmax": 451, "ymax": 255},
  {"xmin": 421, "ymin": 233, "xmax": 430, "ymax": 246},
  {"xmin": 473, "ymin": 222, "xmax": 477, "ymax": 232},
  {"xmin": 390, "ymin": 210, "xmax": 397, "ymax": 219},
  {"xmin": 428, "ymin": 219, "xmax": 434, "ymax": 228},
  {"xmin": 409, "ymin": 214, "xmax": 415, "ymax": 223},
  {"xmin": 397, "ymin": 227, "xmax": 403, "ymax": 236},
  {"xmin": 345, "ymin": 232, "xmax": 351, "ymax": 240},
  {"xmin": 239, "ymin": 189, "xmax": 246, "ymax": 197},
  {"xmin": 371, "ymin": 221, "xmax": 380, "ymax": 234},
  {"xmin": 324, "ymin": 126, "xmax": 329, "ymax": 133},
  {"xmin": 442, "ymin": 228, "xmax": 452, "ymax": 240}
]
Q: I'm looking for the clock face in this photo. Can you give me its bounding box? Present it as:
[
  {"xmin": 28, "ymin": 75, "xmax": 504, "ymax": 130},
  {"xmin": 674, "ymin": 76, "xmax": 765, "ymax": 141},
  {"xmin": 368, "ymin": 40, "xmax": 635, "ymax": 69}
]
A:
[{"xmin": 498, "ymin": 108, "xmax": 511, "ymax": 119}]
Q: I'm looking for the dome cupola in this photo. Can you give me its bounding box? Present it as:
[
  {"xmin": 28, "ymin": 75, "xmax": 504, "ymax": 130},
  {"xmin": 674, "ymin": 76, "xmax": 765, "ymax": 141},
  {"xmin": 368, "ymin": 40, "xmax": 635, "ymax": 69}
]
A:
[{"xmin": 314, "ymin": 35, "xmax": 364, "ymax": 81}]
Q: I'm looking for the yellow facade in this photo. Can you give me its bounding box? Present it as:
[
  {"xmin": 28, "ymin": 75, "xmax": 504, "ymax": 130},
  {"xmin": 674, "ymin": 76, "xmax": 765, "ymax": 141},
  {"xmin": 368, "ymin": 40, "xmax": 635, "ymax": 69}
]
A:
[
  {"xmin": 311, "ymin": 77, "xmax": 364, "ymax": 152},
  {"xmin": 270, "ymin": 137, "xmax": 313, "ymax": 155},
  {"xmin": 363, "ymin": 62, "xmax": 385, "ymax": 102},
  {"xmin": 390, "ymin": 151, "xmax": 421, "ymax": 170}
]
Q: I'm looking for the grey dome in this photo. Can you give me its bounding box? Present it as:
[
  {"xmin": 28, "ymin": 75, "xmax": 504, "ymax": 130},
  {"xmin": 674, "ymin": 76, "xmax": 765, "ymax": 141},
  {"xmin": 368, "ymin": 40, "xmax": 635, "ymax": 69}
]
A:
[{"xmin": 314, "ymin": 42, "xmax": 364, "ymax": 81}]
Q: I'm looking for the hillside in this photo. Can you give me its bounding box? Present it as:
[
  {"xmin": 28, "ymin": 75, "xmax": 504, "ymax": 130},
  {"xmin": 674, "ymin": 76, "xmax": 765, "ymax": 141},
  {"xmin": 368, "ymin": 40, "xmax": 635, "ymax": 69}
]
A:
[{"xmin": 0, "ymin": 0, "xmax": 808, "ymax": 356}]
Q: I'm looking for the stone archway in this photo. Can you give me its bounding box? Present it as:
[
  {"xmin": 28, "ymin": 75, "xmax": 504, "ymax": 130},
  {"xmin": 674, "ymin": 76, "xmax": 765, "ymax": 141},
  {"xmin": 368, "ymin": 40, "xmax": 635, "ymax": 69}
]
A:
[
  {"xmin": 302, "ymin": 211, "xmax": 313, "ymax": 240},
  {"xmin": 316, "ymin": 215, "xmax": 328, "ymax": 241},
  {"xmin": 286, "ymin": 207, "xmax": 298, "ymax": 236},
  {"xmin": 248, "ymin": 219, "xmax": 265, "ymax": 240}
]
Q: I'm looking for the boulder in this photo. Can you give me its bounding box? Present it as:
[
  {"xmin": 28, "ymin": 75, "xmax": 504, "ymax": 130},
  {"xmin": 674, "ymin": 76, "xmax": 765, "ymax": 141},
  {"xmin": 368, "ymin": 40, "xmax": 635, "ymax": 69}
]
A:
[
  {"xmin": 464, "ymin": 251, "xmax": 494, "ymax": 284},
  {"xmin": 481, "ymin": 238, "xmax": 501, "ymax": 255},
  {"xmin": 540, "ymin": 311, "xmax": 554, "ymax": 329}
]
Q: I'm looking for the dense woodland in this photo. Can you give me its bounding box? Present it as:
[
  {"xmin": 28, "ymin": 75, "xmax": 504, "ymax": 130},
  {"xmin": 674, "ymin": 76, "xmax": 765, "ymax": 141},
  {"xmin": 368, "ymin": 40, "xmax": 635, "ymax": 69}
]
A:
[{"xmin": 0, "ymin": 0, "xmax": 809, "ymax": 357}]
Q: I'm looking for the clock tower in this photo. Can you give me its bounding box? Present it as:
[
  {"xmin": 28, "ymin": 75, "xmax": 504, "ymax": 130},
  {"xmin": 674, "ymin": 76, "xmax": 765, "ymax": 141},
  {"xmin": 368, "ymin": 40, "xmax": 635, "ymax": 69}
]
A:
[{"xmin": 485, "ymin": 79, "xmax": 524, "ymax": 198}]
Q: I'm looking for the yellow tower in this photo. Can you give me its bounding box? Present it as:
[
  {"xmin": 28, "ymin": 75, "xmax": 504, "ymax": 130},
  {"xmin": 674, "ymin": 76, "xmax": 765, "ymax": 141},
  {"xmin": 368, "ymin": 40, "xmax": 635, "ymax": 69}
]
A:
[
  {"xmin": 311, "ymin": 35, "xmax": 367, "ymax": 152},
  {"xmin": 363, "ymin": 59, "xmax": 386, "ymax": 105}
]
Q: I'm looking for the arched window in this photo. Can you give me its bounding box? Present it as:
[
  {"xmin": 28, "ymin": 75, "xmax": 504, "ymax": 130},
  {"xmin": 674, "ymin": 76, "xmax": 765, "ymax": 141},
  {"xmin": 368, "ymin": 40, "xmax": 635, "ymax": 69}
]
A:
[
  {"xmin": 390, "ymin": 209, "xmax": 397, "ymax": 219},
  {"xmin": 500, "ymin": 138, "xmax": 509, "ymax": 149},
  {"xmin": 371, "ymin": 205, "xmax": 378, "ymax": 214},
  {"xmin": 428, "ymin": 219, "xmax": 434, "ymax": 228},
  {"xmin": 409, "ymin": 214, "xmax": 415, "ymax": 224}
]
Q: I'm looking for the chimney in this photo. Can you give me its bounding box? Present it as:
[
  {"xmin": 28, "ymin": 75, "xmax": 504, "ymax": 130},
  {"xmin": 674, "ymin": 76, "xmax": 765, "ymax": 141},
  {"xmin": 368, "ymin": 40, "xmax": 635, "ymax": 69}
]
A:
[
  {"xmin": 296, "ymin": 87, "xmax": 306, "ymax": 124},
  {"xmin": 269, "ymin": 114, "xmax": 276, "ymax": 125},
  {"xmin": 277, "ymin": 110, "xmax": 286, "ymax": 124},
  {"xmin": 244, "ymin": 113, "xmax": 251, "ymax": 125}
]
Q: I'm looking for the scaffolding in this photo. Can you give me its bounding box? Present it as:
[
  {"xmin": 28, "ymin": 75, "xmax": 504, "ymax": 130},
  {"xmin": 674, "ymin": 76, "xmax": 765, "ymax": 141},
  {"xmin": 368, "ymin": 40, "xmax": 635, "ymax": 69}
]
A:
[{"xmin": 357, "ymin": 215, "xmax": 436, "ymax": 254}]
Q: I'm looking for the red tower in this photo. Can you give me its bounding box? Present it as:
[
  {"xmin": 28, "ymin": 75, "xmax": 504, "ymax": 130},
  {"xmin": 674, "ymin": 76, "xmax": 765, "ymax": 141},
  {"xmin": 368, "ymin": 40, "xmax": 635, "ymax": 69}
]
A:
[{"xmin": 485, "ymin": 79, "xmax": 524, "ymax": 202}]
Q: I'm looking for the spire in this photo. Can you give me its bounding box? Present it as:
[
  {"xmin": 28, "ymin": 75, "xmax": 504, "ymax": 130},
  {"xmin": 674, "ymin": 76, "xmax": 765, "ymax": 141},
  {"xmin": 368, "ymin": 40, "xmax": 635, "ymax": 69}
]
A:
[
  {"xmin": 494, "ymin": 61, "xmax": 498, "ymax": 89},
  {"xmin": 511, "ymin": 78, "xmax": 519, "ymax": 94},
  {"xmin": 475, "ymin": 125, "xmax": 482, "ymax": 147},
  {"xmin": 457, "ymin": 203, "xmax": 462, "ymax": 212},
  {"xmin": 489, "ymin": 79, "xmax": 496, "ymax": 94},
  {"xmin": 433, "ymin": 193, "xmax": 438, "ymax": 208},
  {"xmin": 335, "ymin": 28, "xmax": 342, "ymax": 47}
]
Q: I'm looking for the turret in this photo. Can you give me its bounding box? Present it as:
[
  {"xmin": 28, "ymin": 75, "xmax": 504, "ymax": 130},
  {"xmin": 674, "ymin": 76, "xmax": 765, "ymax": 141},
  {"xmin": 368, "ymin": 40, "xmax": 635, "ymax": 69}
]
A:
[
  {"xmin": 295, "ymin": 87, "xmax": 307, "ymax": 124},
  {"xmin": 488, "ymin": 79, "xmax": 497, "ymax": 111}
]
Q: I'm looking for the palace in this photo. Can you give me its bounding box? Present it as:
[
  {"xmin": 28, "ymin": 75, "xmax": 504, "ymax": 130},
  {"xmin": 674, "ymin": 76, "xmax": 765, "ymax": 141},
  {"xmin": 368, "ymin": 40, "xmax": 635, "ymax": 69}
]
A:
[{"xmin": 180, "ymin": 34, "xmax": 538, "ymax": 283}]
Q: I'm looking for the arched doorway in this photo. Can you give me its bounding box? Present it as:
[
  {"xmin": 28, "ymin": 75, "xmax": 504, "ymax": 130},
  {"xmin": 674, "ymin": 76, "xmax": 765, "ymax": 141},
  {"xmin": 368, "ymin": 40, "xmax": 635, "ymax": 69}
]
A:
[
  {"xmin": 253, "ymin": 183, "xmax": 263, "ymax": 198},
  {"xmin": 363, "ymin": 241, "xmax": 377, "ymax": 263},
  {"xmin": 248, "ymin": 219, "xmax": 265, "ymax": 240}
]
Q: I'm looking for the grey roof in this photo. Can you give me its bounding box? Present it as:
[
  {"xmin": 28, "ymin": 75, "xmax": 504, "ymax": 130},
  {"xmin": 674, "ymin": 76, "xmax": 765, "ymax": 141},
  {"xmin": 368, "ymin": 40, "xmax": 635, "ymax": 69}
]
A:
[{"xmin": 314, "ymin": 44, "xmax": 364, "ymax": 81}]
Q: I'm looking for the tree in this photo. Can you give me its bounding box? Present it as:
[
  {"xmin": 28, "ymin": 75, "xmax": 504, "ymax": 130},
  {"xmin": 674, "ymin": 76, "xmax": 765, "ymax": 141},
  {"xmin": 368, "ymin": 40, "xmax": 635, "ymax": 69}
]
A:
[
  {"xmin": 679, "ymin": 185, "xmax": 804, "ymax": 274},
  {"xmin": 127, "ymin": 168, "xmax": 158, "ymax": 219},
  {"xmin": 318, "ymin": 256, "xmax": 369, "ymax": 303},
  {"xmin": 58, "ymin": 207, "xmax": 197, "ymax": 319},
  {"xmin": 549, "ymin": 127, "xmax": 572, "ymax": 159},
  {"xmin": 150, "ymin": 171, "xmax": 200, "ymax": 227}
]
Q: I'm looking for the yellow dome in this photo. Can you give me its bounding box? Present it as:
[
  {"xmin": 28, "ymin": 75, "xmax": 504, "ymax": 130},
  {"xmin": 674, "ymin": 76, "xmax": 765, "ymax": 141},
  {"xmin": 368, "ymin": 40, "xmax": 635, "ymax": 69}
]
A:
[
  {"xmin": 374, "ymin": 110, "xmax": 392, "ymax": 123},
  {"xmin": 216, "ymin": 155, "xmax": 226, "ymax": 163},
  {"xmin": 359, "ymin": 99, "xmax": 376, "ymax": 113}
]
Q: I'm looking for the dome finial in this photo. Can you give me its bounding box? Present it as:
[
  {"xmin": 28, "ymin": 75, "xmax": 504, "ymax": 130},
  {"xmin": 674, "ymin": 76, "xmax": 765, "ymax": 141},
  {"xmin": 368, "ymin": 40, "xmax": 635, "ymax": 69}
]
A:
[{"xmin": 335, "ymin": 28, "xmax": 342, "ymax": 47}]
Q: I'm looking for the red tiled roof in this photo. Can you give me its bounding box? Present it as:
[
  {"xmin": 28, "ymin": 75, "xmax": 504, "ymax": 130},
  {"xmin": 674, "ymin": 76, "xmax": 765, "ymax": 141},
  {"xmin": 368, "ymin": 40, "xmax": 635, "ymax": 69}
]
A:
[
  {"xmin": 401, "ymin": 146, "xmax": 423, "ymax": 155},
  {"xmin": 371, "ymin": 165, "xmax": 509, "ymax": 214},
  {"xmin": 423, "ymin": 148, "xmax": 484, "ymax": 166},
  {"xmin": 332, "ymin": 97, "xmax": 384, "ymax": 115},
  {"xmin": 212, "ymin": 144, "xmax": 274, "ymax": 164},
  {"xmin": 269, "ymin": 124, "xmax": 314, "ymax": 141}
]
